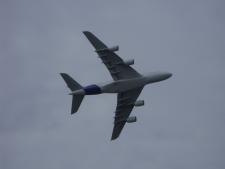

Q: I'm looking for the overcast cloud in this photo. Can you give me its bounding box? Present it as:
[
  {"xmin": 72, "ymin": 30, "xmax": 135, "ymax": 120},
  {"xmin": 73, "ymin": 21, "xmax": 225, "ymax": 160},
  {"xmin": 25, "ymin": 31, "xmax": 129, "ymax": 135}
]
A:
[{"xmin": 0, "ymin": 0, "xmax": 225, "ymax": 169}]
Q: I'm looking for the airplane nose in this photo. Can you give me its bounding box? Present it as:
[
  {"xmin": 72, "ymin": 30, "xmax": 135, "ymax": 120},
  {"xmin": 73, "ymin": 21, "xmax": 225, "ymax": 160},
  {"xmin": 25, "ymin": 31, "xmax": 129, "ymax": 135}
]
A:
[
  {"xmin": 162, "ymin": 72, "xmax": 172, "ymax": 80},
  {"xmin": 166, "ymin": 72, "xmax": 172, "ymax": 78},
  {"xmin": 144, "ymin": 71, "xmax": 172, "ymax": 84}
]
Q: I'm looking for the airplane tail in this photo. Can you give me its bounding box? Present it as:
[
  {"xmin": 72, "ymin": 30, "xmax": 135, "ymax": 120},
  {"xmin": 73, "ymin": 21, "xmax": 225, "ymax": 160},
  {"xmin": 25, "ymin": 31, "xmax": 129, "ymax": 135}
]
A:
[{"xmin": 60, "ymin": 73, "xmax": 84, "ymax": 114}]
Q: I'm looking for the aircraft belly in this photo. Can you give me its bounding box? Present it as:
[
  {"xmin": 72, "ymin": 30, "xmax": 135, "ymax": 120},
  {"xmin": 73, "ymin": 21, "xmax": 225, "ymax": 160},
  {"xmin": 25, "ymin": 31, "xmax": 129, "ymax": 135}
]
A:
[{"xmin": 101, "ymin": 78, "xmax": 145, "ymax": 93}]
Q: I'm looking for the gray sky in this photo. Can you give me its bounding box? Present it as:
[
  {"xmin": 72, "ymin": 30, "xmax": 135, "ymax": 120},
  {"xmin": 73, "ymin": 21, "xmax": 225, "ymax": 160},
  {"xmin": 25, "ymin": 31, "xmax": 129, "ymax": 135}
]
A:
[{"xmin": 1, "ymin": 0, "xmax": 225, "ymax": 169}]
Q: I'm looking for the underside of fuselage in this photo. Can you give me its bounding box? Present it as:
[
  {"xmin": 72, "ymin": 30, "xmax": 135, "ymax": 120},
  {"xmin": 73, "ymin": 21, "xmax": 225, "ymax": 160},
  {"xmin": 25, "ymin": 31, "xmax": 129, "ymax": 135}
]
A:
[{"xmin": 73, "ymin": 72, "xmax": 172, "ymax": 96}]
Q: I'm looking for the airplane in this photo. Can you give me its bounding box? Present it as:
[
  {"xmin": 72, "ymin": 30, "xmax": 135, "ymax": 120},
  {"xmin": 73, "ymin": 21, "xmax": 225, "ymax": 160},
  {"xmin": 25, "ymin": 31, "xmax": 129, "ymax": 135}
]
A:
[{"xmin": 60, "ymin": 31, "xmax": 172, "ymax": 140}]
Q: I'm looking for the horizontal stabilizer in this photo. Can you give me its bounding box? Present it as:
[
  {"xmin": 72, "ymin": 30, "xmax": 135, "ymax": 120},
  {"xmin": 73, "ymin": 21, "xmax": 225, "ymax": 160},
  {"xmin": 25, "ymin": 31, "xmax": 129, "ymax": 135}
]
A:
[
  {"xmin": 60, "ymin": 73, "xmax": 84, "ymax": 114},
  {"xmin": 71, "ymin": 95, "xmax": 84, "ymax": 114},
  {"xmin": 60, "ymin": 73, "xmax": 82, "ymax": 91}
]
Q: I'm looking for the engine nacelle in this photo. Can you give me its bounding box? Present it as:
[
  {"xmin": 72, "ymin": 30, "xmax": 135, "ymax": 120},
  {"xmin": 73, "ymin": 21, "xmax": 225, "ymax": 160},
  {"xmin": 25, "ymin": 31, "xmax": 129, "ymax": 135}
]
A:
[
  {"xmin": 126, "ymin": 116, "xmax": 137, "ymax": 123},
  {"xmin": 108, "ymin": 45, "xmax": 119, "ymax": 52},
  {"xmin": 124, "ymin": 59, "xmax": 134, "ymax": 66},
  {"xmin": 134, "ymin": 100, "xmax": 144, "ymax": 107}
]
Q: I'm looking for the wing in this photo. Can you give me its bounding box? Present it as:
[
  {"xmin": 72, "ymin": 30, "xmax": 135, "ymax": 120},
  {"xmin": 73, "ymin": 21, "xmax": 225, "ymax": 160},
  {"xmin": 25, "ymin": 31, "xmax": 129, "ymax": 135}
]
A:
[
  {"xmin": 111, "ymin": 87, "xmax": 143, "ymax": 140},
  {"xmin": 83, "ymin": 31, "xmax": 141, "ymax": 80}
]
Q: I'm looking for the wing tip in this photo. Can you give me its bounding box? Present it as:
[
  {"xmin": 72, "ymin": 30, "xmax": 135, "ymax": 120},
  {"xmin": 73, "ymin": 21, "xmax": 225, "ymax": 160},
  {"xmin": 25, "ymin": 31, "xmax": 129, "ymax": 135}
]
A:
[
  {"xmin": 111, "ymin": 134, "xmax": 119, "ymax": 141},
  {"xmin": 71, "ymin": 111, "xmax": 76, "ymax": 115},
  {"xmin": 82, "ymin": 31, "xmax": 91, "ymax": 35},
  {"xmin": 59, "ymin": 73, "xmax": 67, "ymax": 76},
  {"xmin": 60, "ymin": 73, "xmax": 66, "ymax": 80},
  {"xmin": 111, "ymin": 137, "xmax": 116, "ymax": 141}
]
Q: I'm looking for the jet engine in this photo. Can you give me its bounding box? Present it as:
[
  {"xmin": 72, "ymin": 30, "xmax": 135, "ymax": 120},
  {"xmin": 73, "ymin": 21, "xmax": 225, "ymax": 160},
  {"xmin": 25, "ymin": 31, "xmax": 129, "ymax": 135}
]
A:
[
  {"xmin": 124, "ymin": 59, "xmax": 134, "ymax": 66},
  {"xmin": 134, "ymin": 100, "xmax": 144, "ymax": 107},
  {"xmin": 126, "ymin": 116, "xmax": 137, "ymax": 123},
  {"xmin": 108, "ymin": 45, "xmax": 119, "ymax": 52}
]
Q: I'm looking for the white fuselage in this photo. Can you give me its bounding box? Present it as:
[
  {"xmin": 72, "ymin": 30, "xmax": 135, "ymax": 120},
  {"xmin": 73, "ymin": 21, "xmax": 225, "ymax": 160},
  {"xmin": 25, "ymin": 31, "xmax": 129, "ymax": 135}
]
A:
[
  {"xmin": 100, "ymin": 71, "xmax": 172, "ymax": 93},
  {"xmin": 70, "ymin": 72, "xmax": 172, "ymax": 95}
]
